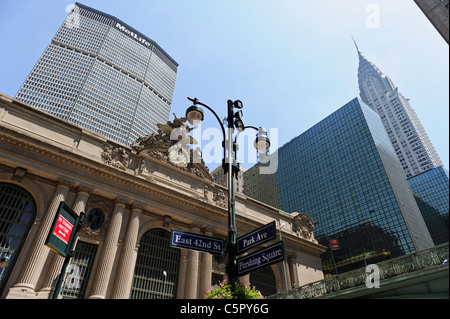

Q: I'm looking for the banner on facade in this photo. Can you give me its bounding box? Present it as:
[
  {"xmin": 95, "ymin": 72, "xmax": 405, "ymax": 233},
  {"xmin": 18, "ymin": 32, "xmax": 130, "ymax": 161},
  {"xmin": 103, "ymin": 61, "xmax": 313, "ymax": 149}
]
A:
[{"xmin": 45, "ymin": 201, "xmax": 79, "ymax": 257}]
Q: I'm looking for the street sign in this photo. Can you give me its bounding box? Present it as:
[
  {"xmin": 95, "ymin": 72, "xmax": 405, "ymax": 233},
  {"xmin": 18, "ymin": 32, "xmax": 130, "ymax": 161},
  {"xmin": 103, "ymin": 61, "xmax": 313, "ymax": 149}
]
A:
[
  {"xmin": 329, "ymin": 239, "xmax": 340, "ymax": 250},
  {"xmin": 170, "ymin": 229, "xmax": 226, "ymax": 255},
  {"xmin": 237, "ymin": 221, "xmax": 277, "ymax": 253},
  {"xmin": 237, "ymin": 241, "xmax": 285, "ymax": 276},
  {"xmin": 45, "ymin": 201, "xmax": 79, "ymax": 258}
]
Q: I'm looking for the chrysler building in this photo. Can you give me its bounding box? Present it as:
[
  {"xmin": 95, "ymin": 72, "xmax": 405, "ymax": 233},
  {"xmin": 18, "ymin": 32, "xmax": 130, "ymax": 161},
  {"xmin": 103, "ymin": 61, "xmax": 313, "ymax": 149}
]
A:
[{"xmin": 355, "ymin": 40, "xmax": 443, "ymax": 179}]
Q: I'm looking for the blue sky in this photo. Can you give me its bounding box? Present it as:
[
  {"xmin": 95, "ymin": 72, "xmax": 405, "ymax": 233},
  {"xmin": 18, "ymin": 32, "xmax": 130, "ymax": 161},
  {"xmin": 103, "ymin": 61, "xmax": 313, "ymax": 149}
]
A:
[{"xmin": 0, "ymin": 0, "xmax": 448, "ymax": 171}]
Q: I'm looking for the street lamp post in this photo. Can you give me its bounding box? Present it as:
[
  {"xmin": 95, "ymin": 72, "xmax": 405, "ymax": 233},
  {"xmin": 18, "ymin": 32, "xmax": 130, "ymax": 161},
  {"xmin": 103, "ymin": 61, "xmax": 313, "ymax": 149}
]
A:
[
  {"xmin": 162, "ymin": 270, "xmax": 167, "ymax": 299},
  {"xmin": 186, "ymin": 97, "xmax": 270, "ymax": 292}
]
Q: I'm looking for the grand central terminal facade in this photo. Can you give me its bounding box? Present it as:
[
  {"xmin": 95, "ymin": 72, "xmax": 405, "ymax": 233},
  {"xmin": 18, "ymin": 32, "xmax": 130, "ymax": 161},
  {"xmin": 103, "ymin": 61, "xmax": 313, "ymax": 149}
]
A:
[{"xmin": 0, "ymin": 92, "xmax": 325, "ymax": 299}]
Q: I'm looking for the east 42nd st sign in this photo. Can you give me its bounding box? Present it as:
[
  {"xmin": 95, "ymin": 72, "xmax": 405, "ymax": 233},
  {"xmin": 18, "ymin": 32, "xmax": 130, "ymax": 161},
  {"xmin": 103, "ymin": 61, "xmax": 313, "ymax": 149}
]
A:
[{"xmin": 170, "ymin": 229, "xmax": 226, "ymax": 255}]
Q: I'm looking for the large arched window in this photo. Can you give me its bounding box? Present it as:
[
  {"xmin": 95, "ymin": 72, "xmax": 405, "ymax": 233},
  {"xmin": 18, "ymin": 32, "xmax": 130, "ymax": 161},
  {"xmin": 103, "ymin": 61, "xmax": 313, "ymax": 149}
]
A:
[
  {"xmin": 130, "ymin": 228, "xmax": 180, "ymax": 299},
  {"xmin": 250, "ymin": 265, "xmax": 277, "ymax": 297},
  {"xmin": 0, "ymin": 183, "xmax": 37, "ymax": 295}
]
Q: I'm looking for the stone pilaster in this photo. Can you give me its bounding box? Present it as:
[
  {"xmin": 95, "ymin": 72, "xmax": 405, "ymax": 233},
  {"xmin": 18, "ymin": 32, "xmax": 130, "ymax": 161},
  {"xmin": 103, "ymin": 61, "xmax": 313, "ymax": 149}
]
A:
[
  {"xmin": 110, "ymin": 205, "xmax": 142, "ymax": 299},
  {"xmin": 184, "ymin": 224, "xmax": 201, "ymax": 299},
  {"xmin": 88, "ymin": 199, "xmax": 126, "ymax": 299},
  {"xmin": 288, "ymin": 254, "xmax": 299, "ymax": 289},
  {"xmin": 38, "ymin": 186, "xmax": 91, "ymax": 298},
  {"xmin": 199, "ymin": 229, "xmax": 213, "ymax": 298}
]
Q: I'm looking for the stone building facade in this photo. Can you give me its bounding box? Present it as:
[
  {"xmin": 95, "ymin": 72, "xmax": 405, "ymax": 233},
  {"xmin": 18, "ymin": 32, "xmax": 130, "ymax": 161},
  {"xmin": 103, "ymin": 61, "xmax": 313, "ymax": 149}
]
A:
[{"xmin": 0, "ymin": 92, "xmax": 325, "ymax": 299}]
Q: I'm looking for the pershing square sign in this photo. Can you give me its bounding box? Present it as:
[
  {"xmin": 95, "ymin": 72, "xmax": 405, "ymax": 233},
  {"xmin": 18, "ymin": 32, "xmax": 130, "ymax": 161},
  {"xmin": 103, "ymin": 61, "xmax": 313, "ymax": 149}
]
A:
[{"xmin": 237, "ymin": 241, "xmax": 285, "ymax": 276}]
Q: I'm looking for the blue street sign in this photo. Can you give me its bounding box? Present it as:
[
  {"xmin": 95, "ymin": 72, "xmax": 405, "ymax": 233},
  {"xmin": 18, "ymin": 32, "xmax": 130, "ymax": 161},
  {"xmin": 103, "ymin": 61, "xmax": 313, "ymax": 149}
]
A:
[
  {"xmin": 237, "ymin": 241, "xmax": 285, "ymax": 276},
  {"xmin": 171, "ymin": 229, "xmax": 226, "ymax": 255},
  {"xmin": 237, "ymin": 221, "xmax": 276, "ymax": 253}
]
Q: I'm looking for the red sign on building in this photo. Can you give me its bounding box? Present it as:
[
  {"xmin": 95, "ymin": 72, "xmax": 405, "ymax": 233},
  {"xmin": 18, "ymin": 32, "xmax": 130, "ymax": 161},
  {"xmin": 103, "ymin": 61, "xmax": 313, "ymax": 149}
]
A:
[
  {"xmin": 329, "ymin": 239, "xmax": 340, "ymax": 250},
  {"xmin": 45, "ymin": 202, "xmax": 79, "ymax": 257},
  {"xmin": 52, "ymin": 215, "xmax": 74, "ymax": 244}
]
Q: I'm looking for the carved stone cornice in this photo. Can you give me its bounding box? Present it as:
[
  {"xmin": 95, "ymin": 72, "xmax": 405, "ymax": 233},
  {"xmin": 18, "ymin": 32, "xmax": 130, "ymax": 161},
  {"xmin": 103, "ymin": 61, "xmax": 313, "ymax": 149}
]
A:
[{"xmin": 101, "ymin": 144, "xmax": 131, "ymax": 171}]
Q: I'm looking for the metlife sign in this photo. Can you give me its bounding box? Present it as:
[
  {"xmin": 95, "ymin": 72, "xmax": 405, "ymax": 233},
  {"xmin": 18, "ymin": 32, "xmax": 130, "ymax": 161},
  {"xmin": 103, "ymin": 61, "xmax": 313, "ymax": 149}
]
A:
[{"xmin": 115, "ymin": 22, "xmax": 152, "ymax": 49}]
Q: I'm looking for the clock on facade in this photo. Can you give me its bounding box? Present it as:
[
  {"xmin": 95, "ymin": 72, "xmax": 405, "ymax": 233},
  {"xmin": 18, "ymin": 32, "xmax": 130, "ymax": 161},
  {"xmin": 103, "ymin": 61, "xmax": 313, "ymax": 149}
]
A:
[{"xmin": 168, "ymin": 146, "xmax": 189, "ymax": 168}]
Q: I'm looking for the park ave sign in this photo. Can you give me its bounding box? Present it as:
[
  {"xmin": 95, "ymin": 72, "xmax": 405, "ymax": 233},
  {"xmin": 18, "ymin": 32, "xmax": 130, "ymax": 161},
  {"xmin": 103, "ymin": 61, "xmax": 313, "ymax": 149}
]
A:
[{"xmin": 237, "ymin": 221, "xmax": 276, "ymax": 253}]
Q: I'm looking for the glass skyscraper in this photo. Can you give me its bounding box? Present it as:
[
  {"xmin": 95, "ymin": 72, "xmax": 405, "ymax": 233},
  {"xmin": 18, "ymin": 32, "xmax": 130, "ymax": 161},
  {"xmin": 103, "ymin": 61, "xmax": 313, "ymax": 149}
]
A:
[
  {"xmin": 355, "ymin": 41, "xmax": 442, "ymax": 179},
  {"xmin": 408, "ymin": 166, "xmax": 449, "ymax": 245},
  {"xmin": 15, "ymin": 3, "xmax": 178, "ymax": 145},
  {"xmin": 244, "ymin": 98, "xmax": 434, "ymax": 276}
]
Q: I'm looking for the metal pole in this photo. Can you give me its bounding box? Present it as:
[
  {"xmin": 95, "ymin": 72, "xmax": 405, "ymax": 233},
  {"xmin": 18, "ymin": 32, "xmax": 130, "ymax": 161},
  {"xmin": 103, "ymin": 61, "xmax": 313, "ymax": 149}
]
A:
[
  {"xmin": 226, "ymin": 100, "xmax": 237, "ymax": 293},
  {"xmin": 52, "ymin": 210, "xmax": 85, "ymax": 299}
]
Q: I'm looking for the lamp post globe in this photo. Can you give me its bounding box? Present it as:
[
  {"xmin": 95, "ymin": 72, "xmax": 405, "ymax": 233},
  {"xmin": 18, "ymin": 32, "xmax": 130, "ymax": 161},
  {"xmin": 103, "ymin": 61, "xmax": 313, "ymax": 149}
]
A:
[
  {"xmin": 254, "ymin": 129, "xmax": 270, "ymax": 153},
  {"xmin": 185, "ymin": 104, "xmax": 204, "ymax": 125}
]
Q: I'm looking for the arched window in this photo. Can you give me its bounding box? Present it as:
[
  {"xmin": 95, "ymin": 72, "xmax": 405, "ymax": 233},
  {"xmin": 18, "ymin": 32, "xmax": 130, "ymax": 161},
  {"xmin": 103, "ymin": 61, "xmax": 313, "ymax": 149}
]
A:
[
  {"xmin": 130, "ymin": 229, "xmax": 180, "ymax": 299},
  {"xmin": 0, "ymin": 183, "xmax": 36, "ymax": 295},
  {"xmin": 250, "ymin": 265, "xmax": 277, "ymax": 298}
]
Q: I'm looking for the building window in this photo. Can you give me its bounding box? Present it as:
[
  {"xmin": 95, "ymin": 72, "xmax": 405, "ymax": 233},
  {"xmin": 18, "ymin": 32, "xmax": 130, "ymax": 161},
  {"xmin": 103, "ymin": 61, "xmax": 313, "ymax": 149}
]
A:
[
  {"xmin": 0, "ymin": 183, "xmax": 36, "ymax": 295},
  {"xmin": 250, "ymin": 265, "xmax": 277, "ymax": 297},
  {"xmin": 60, "ymin": 241, "xmax": 98, "ymax": 299},
  {"xmin": 130, "ymin": 228, "xmax": 180, "ymax": 299},
  {"xmin": 87, "ymin": 208, "xmax": 103, "ymax": 230}
]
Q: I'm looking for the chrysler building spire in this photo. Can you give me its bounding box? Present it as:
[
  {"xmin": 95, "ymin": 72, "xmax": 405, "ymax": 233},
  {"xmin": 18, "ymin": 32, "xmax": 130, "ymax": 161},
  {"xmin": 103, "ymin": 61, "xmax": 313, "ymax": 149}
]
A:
[{"xmin": 355, "ymin": 42, "xmax": 443, "ymax": 179}]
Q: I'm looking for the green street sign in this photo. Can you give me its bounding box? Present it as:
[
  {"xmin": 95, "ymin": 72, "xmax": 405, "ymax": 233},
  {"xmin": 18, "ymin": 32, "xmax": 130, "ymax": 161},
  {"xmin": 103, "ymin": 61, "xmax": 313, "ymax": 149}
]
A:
[{"xmin": 45, "ymin": 201, "xmax": 79, "ymax": 257}]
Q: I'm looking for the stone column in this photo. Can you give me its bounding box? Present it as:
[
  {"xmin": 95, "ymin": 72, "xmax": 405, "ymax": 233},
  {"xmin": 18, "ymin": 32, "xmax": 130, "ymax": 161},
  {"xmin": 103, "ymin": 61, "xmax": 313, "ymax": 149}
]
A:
[
  {"xmin": 283, "ymin": 259, "xmax": 291, "ymax": 291},
  {"xmin": 88, "ymin": 199, "xmax": 126, "ymax": 299},
  {"xmin": 288, "ymin": 254, "xmax": 299, "ymax": 289},
  {"xmin": 176, "ymin": 250, "xmax": 188, "ymax": 299},
  {"xmin": 199, "ymin": 230, "xmax": 213, "ymax": 298},
  {"xmin": 111, "ymin": 205, "xmax": 142, "ymax": 299},
  {"xmin": 184, "ymin": 224, "xmax": 200, "ymax": 299},
  {"xmin": 11, "ymin": 180, "xmax": 71, "ymax": 295},
  {"xmin": 38, "ymin": 186, "xmax": 91, "ymax": 297}
]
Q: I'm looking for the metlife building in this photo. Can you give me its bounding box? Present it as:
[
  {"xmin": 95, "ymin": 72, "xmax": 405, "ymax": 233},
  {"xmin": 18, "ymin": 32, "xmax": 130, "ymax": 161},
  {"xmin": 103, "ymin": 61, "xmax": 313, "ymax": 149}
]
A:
[{"xmin": 15, "ymin": 3, "xmax": 178, "ymax": 145}]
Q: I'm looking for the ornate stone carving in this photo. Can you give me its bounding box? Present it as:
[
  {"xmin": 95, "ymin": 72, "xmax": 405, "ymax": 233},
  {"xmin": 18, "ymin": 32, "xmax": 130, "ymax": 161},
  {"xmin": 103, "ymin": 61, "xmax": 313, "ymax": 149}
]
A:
[
  {"xmin": 81, "ymin": 225, "xmax": 105, "ymax": 239},
  {"xmin": 131, "ymin": 114, "xmax": 196, "ymax": 153},
  {"xmin": 131, "ymin": 114, "xmax": 212, "ymax": 180},
  {"xmin": 291, "ymin": 212, "xmax": 316, "ymax": 242},
  {"xmin": 101, "ymin": 144, "xmax": 130, "ymax": 171},
  {"xmin": 212, "ymin": 186, "xmax": 227, "ymax": 209},
  {"xmin": 163, "ymin": 215, "xmax": 172, "ymax": 228}
]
